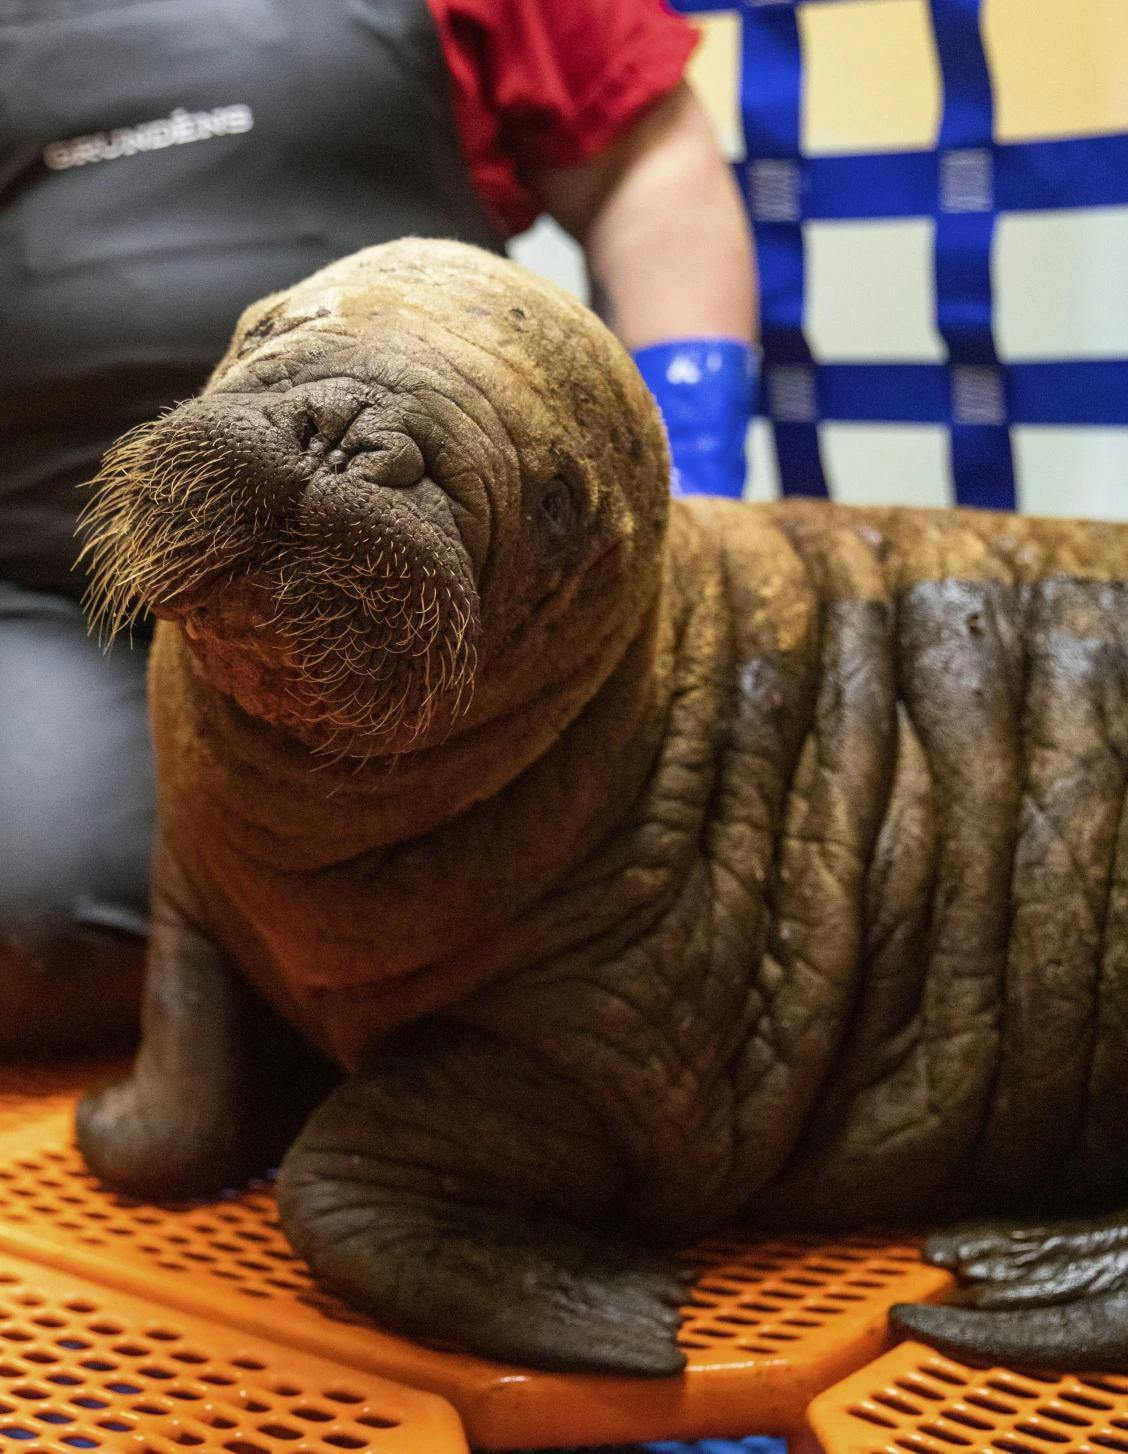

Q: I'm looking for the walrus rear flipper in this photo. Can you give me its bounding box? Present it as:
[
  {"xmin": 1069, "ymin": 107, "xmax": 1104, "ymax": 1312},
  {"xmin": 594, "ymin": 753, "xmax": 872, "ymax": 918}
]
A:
[
  {"xmin": 891, "ymin": 1211, "xmax": 1128, "ymax": 1369},
  {"xmin": 275, "ymin": 1021, "xmax": 689, "ymax": 1375},
  {"xmin": 891, "ymin": 1290, "xmax": 1128, "ymax": 1370}
]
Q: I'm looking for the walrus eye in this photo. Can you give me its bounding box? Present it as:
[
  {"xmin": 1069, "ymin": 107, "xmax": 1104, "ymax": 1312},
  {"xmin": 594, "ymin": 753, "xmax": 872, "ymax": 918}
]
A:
[{"xmin": 533, "ymin": 478, "xmax": 575, "ymax": 547}]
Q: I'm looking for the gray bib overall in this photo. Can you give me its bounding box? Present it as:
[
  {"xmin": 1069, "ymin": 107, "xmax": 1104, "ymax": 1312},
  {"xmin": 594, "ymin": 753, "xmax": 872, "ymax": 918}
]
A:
[{"xmin": 0, "ymin": 0, "xmax": 507, "ymax": 1048}]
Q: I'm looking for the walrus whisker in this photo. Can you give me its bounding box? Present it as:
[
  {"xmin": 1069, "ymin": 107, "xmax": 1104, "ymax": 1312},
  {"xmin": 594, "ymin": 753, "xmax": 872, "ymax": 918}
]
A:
[{"xmin": 79, "ymin": 428, "xmax": 270, "ymax": 643}]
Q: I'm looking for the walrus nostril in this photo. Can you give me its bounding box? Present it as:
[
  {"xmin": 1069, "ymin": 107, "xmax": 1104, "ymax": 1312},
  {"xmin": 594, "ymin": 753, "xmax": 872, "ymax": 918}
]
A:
[
  {"xmin": 262, "ymin": 382, "xmax": 375, "ymax": 457},
  {"xmin": 340, "ymin": 430, "xmax": 426, "ymax": 489}
]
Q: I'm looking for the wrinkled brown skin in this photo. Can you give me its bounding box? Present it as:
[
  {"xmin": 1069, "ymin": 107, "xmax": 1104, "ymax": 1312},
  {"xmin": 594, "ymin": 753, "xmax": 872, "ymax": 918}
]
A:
[{"xmin": 76, "ymin": 239, "xmax": 1128, "ymax": 1377}]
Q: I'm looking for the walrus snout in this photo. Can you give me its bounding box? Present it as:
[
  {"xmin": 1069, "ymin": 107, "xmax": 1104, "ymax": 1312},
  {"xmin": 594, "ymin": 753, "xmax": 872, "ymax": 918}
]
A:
[
  {"xmin": 258, "ymin": 378, "xmax": 428, "ymax": 493},
  {"xmin": 143, "ymin": 381, "xmax": 431, "ymax": 530},
  {"xmin": 83, "ymin": 234, "xmax": 671, "ymax": 759}
]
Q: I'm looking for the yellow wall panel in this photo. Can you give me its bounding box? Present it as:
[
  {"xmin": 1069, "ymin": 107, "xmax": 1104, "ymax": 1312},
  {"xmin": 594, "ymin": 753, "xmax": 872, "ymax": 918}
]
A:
[
  {"xmin": 685, "ymin": 1, "xmax": 1128, "ymax": 154},
  {"xmin": 806, "ymin": 219, "xmax": 945, "ymax": 360},
  {"xmin": 799, "ymin": 0, "xmax": 941, "ymax": 155},
  {"xmin": 984, "ymin": 0, "xmax": 1128, "ymax": 142},
  {"xmin": 687, "ymin": 13, "xmax": 742, "ymax": 158}
]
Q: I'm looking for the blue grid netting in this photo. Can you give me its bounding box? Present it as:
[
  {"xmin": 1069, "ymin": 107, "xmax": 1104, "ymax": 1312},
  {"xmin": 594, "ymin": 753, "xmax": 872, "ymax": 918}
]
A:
[
  {"xmin": 530, "ymin": 1441, "xmax": 786, "ymax": 1454},
  {"xmin": 672, "ymin": 0, "xmax": 1128, "ymax": 508}
]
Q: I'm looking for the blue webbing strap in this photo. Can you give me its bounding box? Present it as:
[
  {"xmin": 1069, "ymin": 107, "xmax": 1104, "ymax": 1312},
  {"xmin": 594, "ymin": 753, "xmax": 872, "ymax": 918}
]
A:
[
  {"xmin": 740, "ymin": 2, "xmax": 828, "ymax": 496},
  {"xmin": 801, "ymin": 133, "xmax": 1128, "ymax": 219},
  {"xmin": 814, "ymin": 361, "xmax": 1128, "ymax": 426},
  {"xmin": 930, "ymin": 0, "xmax": 1016, "ymax": 508},
  {"xmin": 648, "ymin": 1441, "xmax": 785, "ymax": 1454},
  {"xmin": 682, "ymin": 0, "xmax": 1128, "ymax": 504}
]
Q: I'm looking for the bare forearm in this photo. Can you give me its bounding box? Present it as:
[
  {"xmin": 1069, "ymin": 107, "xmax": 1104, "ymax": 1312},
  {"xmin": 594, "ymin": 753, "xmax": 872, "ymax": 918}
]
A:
[
  {"xmin": 537, "ymin": 82, "xmax": 757, "ymax": 351},
  {"xmin": 586, "ymin": 87, "xmax": 756, "ymax": 349},
  {"xmin": 537, "ymin": 81, "xmax": 758, "ymax": 498}
]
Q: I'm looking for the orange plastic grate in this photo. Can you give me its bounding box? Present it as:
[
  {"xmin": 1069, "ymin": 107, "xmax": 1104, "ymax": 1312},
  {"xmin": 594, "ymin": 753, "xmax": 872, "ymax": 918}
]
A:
[
  {"xmin": 0, "ymin": 1063, "xmax": 126, "ymax": 1137},
  {"xmin": 0, "ymin": 1107, "xmax": 953, "ymax": 1449},
  {"xmin": 805, "ymin": 1340, "xmax": 1128, "ymax": 1454},
  {"xmin": 0, "ymin": 1253, "xmax": 467, "ymax": 1453},
  {"xmin": 678, "ymin": 1236, "xmax": 947, "ymax": 1358}
]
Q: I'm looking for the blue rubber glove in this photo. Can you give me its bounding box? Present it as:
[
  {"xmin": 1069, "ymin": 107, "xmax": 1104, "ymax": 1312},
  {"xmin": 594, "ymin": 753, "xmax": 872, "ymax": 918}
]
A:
[{"xmin": 632, "ymin": 339, "xmax": 759, "ymax": 499}]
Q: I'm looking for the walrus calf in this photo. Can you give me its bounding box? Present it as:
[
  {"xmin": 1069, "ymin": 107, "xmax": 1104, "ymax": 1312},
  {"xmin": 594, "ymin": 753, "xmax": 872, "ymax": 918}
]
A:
[{"xmin": 77, "ymin": 238, "xmax": 1128, "ymax": 1377}]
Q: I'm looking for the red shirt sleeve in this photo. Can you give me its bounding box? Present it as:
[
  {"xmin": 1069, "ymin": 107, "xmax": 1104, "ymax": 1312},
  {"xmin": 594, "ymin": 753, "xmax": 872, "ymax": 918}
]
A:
[{"xmin": 427, "ymin": 0, "xmax": 699, "ymax": 236}]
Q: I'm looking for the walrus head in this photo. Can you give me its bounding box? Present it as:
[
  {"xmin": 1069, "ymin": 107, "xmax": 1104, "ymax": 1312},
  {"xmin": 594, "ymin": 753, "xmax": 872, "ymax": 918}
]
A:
[{"xmin": 82, "ymin": 239, "xmax": 670, "ymax": 759}]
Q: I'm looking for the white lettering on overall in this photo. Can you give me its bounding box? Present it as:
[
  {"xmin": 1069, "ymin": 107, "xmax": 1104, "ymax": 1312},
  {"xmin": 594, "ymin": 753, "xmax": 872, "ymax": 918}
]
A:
[{"xmin": 43, "ymin": 105, "xmax": 255, "ymax": 171}]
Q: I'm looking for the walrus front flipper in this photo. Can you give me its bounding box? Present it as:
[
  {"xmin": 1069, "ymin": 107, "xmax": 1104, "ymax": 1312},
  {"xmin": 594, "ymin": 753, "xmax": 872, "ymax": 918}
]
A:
[
  {"xmin": 890, "ymin": 1213, "xmax": 1128, "ymax": 1369},
  {"xmin": 275, "ymin": 1023, "xmax": 688, "ymax": 1375},
  {"xmin": 76, "ymin": 888, "xmax": 335, "ymax": 1201}
]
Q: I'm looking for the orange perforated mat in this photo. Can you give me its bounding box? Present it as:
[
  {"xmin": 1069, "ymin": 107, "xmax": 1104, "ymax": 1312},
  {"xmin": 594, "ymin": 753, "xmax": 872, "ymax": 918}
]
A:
[
  {"xmin": 0, "ymin": 1254, "xmax": 467, "ymax": 1453},
  {"xmin": 806, "ymin": 1340, "xmax": 1128, "ymax": 1454},
  {"xmin": 0, "ymin": 1100, "xmax": 954, "ymax": 1449},
  {"xmin": 0, "ymin": 1063, "xmax": 126, "ymax": 1137}
]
